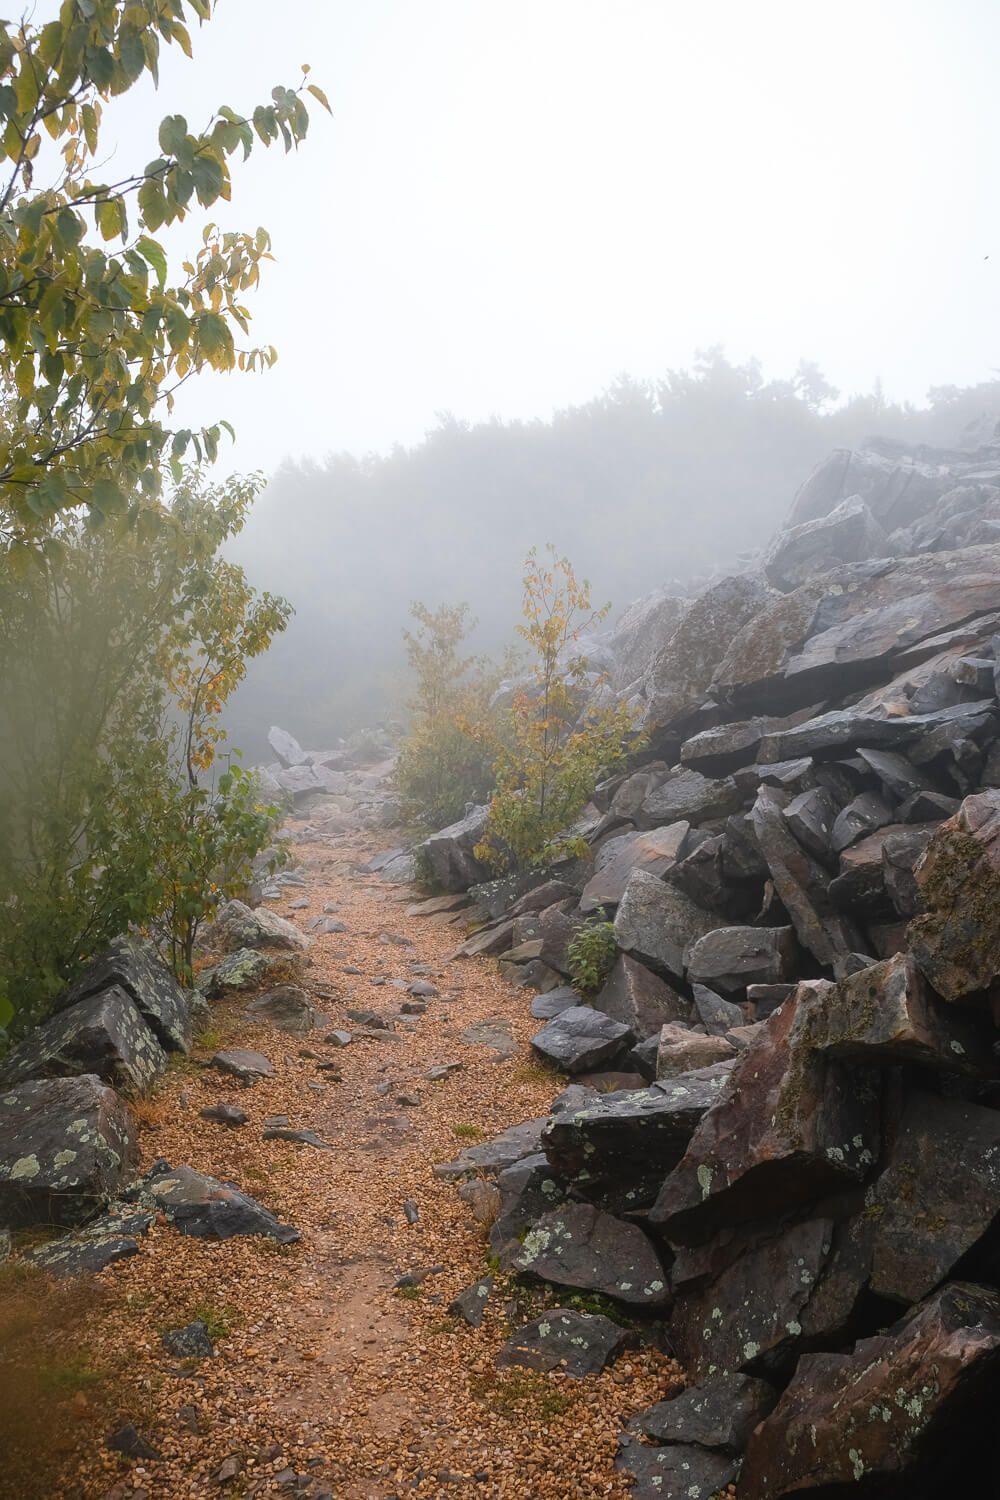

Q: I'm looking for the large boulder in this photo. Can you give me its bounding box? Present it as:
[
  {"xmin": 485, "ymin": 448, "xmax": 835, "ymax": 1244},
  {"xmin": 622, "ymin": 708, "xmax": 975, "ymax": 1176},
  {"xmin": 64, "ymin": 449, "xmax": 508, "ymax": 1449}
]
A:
[
  {"xmin": 641, "ymin": 574, "xmax": 771, "ymax": 734},
  {"xmin": 506, "ymin": 1201, "xmax": 669, "ymax": 1306},
  {"xmin": 739, "ymin": 1282, "xmax": 1000, "ymax": 1498},
  {"xmin": 685, "ymin": 924, "xmax": 796, "ymax": 994},
  {"xmin": 0, "ymin": 987, "xmax": 166, "ymax": 1094},
  {"xmin": 632, "ymin": 1371, "xmax": 777, "ymax": 1451},
  {"xmin": 0, "ymin": 1074, "xmax": 137, "ymax": 1228},
  {"xmin": 614, "ymin": 868, "xmax": 717, "ymax": 982},
  {"xmin": 637, "ymin": 768, "xmax": 742, "ymax": 829},
  {"xmin": 606, "ymin": 589, "xmax": 689, "ymax": 690},
  {"xmin": 713, "ymin": 544, "xmax": 1000, "ymax": 712},
  {"xmin": 786, "ymin": 447, "xmax": 948, "ymax": 531},
  {"xmin": 764, "ymin": 495, "xmax": 887, "ymax": 592},
  {"xmin": 267, "ymin": 724, "xmax": 309, "ymax": 767},
  {"xmin": 651, "ymin": 983, "xmax": 880, "ymax": 1245},
  {"xmin": 908, "ymin": 789, "xmax": 1000, "ymax": 1000},
  {"xmin": 751, "ymin": 786, "xmax": 864, "ymax": 965},
  {"xmin": 614, "ymin": 1435, "xmax": 739, "ymax": 1500},
  {"xmin": 58, "ymin": 937, "xmax": 192, "ymax": 1052},
  {"xmin": 541, "ymin": 1065, "xmax": 735, "ymax": 1212},
  {"xmin": 205, "ymin": 899, "xmax": 309, "ymax": 954},
  {"xmin": 579, "ymin": 823, "xmax": 689, "ymax": 913},
  {"xmin": 592, "ymin": 954, "xmax": 692, "ymax": 1038},
  {"xmin": 868, "ymin": 1091, "xmax": 1000, "ymax": 1303},
  {"xmin": 415, "ymin": 805, "xmax": 490, "ymax": 892}
]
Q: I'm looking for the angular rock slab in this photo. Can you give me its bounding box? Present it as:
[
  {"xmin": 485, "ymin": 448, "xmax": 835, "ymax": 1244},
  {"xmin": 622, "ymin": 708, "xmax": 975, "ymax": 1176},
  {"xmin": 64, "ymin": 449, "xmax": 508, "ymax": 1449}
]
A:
[
  {"xmin": 130, "ymin": 1160, "xmax": 299, "ymax": 1242},
  {"xmin": 433, "ymin": 1118, "xmax": 546, "ymax": 1182},
  {"xmin": 489, "ymin": 1153, "xmax": 568, "ymax": 1256},
  {"xmin": 449, "ymin": 1275, "xmax": 494, "ymax": 1328},
  {"xmin": 632, "ymin": 1370, "xmax": 777, "ymax": 1451},
  {"xmin": 58, "ymin": 937, "xmax": 192, "ymax": 1053},
  {"xmin": 198, "ymin": 947, "xmax": 270, "ymax": 995},
  {"xmin": 579, "ymin": 823, "xmax": 690, "ymax": 913},
  {"xmin": 614, "ymin": 868, "xmax": 718, "ymax": 982},
  {"xmin": 0, "ymin": 1074, "xmax": 137, "ymax": 1229},
  {"xmin": 656, "ymin": 1024, "xmax": 736, "ymax": 1080},
  {"xmin": 508, "ymin": 1201, "xmax": 669, "ymax": 1306},
  {"xmin": 651, "ymin": 984, "xmax": 880, "ymax": 1246},
  {"xmin": 498, "ymin": 1308, "xmax": 632, "ymax": 1377},
  {"xmin": 686, "ymin": 925, "xmax": 797, "ymax": 994},
  {"xmin": 0, "ymin": 986, "xmax": 166, "ymax": 1095},
  {"xmin": 592, "ymin": 954, "xmax": 692, "ymax": 1039},
  {"xmin": 642, "ymin": 573, "xmax": 771, "ymax": 733},
  {"xmin": 614, "ymin": 1432, "xmax": 739, "ymax": 1500},
  {"xmin": 541, "ymin": 1065, "xmax": 735, "ymax": 1213},
  {"xmin": 909, "ymin": 788, "xmax": 1000, "ymax": 1000},
  {"xmin": 26, "ymin": 1205, "xmax": 154, "ymax": 1275},
  {"xmin": 530, "ymin": 1005, "xmax": 632, "ymax": 1075},
  {"xmin": 210, "ymin": 1047, "xmax": 274, "ymax": 1084},
  {"xmin": 669, "ymin": 1216, "xmax": 838, "ymax": 1380},
  {"xmin": 739, "ymin": 1282, "xmax": 1000, "ymax": 1498},
  {"xmin": 638, "ymin": 768, "xmax": 742, "ymax": 829},
  {"xmin": 751, "ymin": 785, "xmax": 864, "ymax": 965},
  {"xmin": 869, "ymin": 1090, "xmax": 1000, "ymax": 1303},
  {"xmin": 801, "ymin": 952, "xmax": 993, "ymax": 1075}
]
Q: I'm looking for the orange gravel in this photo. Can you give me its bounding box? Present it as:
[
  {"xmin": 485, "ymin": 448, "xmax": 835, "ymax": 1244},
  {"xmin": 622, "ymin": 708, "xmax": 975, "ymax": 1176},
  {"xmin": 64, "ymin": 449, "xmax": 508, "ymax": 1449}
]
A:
[{"xmin": 12, "ymin": 817, "xmax": 684, "ymax": 1500}]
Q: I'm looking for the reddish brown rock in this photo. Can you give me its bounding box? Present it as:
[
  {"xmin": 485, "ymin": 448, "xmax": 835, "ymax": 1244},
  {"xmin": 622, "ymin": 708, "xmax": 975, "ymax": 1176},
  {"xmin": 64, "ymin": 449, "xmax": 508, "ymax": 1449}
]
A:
[
  {"xmin": 579, "ymin": 823, "xmax": 690, "ymax": 913},
  {"xmin": 869, "ymin": 1091, "xmax": 1000, "ymax": 1303},
  {"xmin": 650, "ymin": 983, "xmax": 880, "ymax": 1246},
  {"xmin": 909, "ymin": 789, "xmax": 1000, "ymax": 1000},
  {"xmin": 739, "ymin": 1282, "xmax": 1000, "ymax": 1498}
]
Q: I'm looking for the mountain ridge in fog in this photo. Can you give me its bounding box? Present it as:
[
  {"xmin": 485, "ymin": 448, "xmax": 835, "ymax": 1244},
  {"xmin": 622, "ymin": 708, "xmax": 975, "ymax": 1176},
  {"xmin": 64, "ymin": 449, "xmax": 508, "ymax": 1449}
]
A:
[{"xmin": 225, "ymin": 352, "xmax": 1000, "ymax": 758}]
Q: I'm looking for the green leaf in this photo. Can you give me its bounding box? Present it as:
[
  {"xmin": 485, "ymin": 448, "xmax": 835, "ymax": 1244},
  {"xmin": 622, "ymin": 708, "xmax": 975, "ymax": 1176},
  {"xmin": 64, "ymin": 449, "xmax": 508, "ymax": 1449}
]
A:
[
  {"xmin": 158, "ymin": 113, "xmax": 189, "ymax": 156},
  {"xmin": 135, "ymin": 234, "xmax": 168, "ymax": 288}
]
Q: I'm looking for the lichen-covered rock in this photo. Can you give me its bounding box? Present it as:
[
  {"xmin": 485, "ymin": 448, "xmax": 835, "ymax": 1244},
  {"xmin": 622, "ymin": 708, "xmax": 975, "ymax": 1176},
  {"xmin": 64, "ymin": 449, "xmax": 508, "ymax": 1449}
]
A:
[
  {"xmin": 739, "ymin": 1282, "xmax": 1000, "ymax": 1498},
  {"xmin": 641, "ymin": 574, "xmax": 771, "ymax": 733},
  {"xmin": 541, "ymin": 1066, "xmax": 734, "ymax": 1213},
  {"xmin": 0, "ymin": 1074, "xmax": 137, "ymax": 1229},
  {"xmin": 128, "ymin": 1160, "xmax": 299, "ymax": 1242},
  {"xmin": 614, "ymin": 868, "xmax": 718, "ymax": 982},
  {"xmin": 204, "ymin": 898, "xmax": 309, "ymax": 953},
  {"xmin": 908, "ymin": 788, "xmax": 1000, "ymax": 1000},
  {"xmin": 637, "ymin": 768, "xmax": 742, "ymax": 829},
  {"xmin": 488, "ymin": 1153, "xmax": 568, "ymax": 1256},
  {"xmin": 0, "ymin": 986, "xmax": 166, "ymax": 1094},
  {"xmin": 26, "ymin": 1205, "xmax": 154, "ymax": 1275},
  {"xmin": 58, "ymin": 937, "xmax": 192, "ymax": 1052},
  {"xmin": 614, "ymin": 1432, "xmax": 739, "ymax": 1500},
  {"xmin": 530, "ymin": 1005, "xmax": 632, "ymax": 1074},
  {"xmin": 198, "ymin": 947, "xmax": 270, "ymax": 995},
  {"xmin": 632, "ymin": 1371, "xmax": 777, "ymax": 1451},
  {"xmin": 162, "ymin": 1320, "xmax": 215, "ymax": 1359},
  {"xmin": 498, "ymin": 1308, "xmax": 633, "ymax": 1377},
  {"xmin": 506, "ymin": 1201, "xmax": 669, "ymax": 1306},
  {"xmin": 868, "ymin": 1091, "xmax": 1000, "ymax": 1303},
  {"xmin": 651, "ymin": 983, "xmax": 880, "ymax": 1246},
  {"xmin": 448, "ymin": 1276, "xmax": 494, "ymax": 1328}
]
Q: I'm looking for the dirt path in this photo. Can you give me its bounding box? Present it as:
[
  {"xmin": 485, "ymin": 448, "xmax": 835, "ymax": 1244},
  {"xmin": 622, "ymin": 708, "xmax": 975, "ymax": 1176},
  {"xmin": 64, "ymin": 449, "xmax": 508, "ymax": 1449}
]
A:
[{"xmin": 56, "ymin": 817, "xmax": 679, "ymax": 1500}]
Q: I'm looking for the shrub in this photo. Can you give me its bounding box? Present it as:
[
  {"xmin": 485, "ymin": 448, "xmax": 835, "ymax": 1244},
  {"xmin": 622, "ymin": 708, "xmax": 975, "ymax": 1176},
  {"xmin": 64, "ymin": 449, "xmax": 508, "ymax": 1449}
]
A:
[
  {"xmin": 475, "ymin": 548, "xmax": 638, "ymax": 872},
  {"xmin": 567, "ymin": 919, "xmax": 618, "ymax": 995},
  {"xmin": 394, "ymin": 602, "xmax": 507, "ymax": 831}
]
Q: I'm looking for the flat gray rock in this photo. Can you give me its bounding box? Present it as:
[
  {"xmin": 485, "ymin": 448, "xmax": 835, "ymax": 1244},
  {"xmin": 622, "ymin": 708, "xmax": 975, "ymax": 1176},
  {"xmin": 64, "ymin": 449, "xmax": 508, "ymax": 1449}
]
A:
[
  {"xmin": 498, "ymin": 1308, "xmax": 632, "ymax": 1376},
  {"xmin": 530, "ymin": 1005, "xmax": 632, "ymax": 1074},
  {"xmin": 210, "ymin": 1048, "xmax": 274, "ymax": 1083}
]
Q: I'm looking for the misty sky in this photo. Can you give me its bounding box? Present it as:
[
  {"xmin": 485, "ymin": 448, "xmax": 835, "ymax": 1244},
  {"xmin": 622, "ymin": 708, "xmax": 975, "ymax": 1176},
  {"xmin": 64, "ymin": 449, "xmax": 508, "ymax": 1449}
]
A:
[{"xmin": 102, "ymin": 0, "xmax": 1000, "ymax": 470}]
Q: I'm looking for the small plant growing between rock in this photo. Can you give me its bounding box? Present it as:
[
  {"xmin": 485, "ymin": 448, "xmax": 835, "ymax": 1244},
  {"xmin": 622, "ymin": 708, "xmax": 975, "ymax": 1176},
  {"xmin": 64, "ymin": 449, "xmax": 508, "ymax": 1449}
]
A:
[
  {"xmin": 452, "ymin": 1122, "xmax": 484, "ymax": 1141},
  {"xmin": 567, "ymin": 918, "xmax": 617, "ymax": 995}
]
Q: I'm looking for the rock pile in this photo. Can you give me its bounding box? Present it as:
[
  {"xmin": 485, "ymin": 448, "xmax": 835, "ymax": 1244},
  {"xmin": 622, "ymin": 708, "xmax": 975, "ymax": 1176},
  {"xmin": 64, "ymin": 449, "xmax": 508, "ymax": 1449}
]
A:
[{"xmin": 425, "ymin": 440, "xmax": 1000, "ymax": 1495}]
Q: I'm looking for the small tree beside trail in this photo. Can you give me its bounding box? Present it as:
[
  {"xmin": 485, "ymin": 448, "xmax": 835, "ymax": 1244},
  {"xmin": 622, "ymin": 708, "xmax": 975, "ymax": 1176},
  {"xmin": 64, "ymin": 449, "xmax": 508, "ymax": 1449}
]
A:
[
  {"xmin": 474, "ymin": 546, "xmax": 638, "ymax": 873},
  {"xmin": 394, "ymin": 602, "xmax": 506, "ymax": 832}
]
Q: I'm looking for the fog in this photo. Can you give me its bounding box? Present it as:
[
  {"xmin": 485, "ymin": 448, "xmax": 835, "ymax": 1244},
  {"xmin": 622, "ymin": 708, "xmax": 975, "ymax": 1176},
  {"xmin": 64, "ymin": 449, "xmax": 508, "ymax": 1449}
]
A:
[{"xmin": 98, "ymin": 0, "xmax": 1000, "ymax": 751}]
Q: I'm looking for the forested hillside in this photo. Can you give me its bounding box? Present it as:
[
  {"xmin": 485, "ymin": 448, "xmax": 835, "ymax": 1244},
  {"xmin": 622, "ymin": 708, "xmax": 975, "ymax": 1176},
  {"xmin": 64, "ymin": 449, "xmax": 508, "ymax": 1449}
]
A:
[{"xmin": 227, "ymin": 357, "xmax": 1000, "ymax": 753}]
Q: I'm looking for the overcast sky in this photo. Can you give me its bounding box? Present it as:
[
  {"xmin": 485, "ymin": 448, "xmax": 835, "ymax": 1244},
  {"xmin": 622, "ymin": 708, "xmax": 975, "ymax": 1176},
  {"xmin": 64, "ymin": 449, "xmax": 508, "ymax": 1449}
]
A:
[{"xmin": 102, "ymin": 0, "xmax": 1000, "ymax": 470}]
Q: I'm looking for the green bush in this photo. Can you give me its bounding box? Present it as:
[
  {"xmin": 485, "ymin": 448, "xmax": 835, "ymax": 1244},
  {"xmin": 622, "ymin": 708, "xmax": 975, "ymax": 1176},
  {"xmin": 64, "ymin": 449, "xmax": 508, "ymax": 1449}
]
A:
[{"xmin": 567, "ymin": 918, "xmax": 618, "ymax": 995}]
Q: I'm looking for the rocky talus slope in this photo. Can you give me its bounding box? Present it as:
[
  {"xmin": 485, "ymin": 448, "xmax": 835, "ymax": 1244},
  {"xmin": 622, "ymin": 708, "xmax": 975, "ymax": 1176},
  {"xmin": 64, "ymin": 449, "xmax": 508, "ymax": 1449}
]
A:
[{"xmin": 365, "ymin": 440, "xmax": 1000, "ymax": 1496}]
